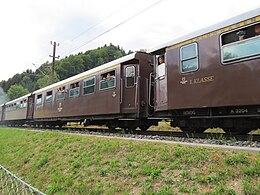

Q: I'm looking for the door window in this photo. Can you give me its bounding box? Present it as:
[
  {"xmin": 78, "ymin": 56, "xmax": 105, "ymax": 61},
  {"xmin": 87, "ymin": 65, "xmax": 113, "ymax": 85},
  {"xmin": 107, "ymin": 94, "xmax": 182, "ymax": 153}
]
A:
[{"xmin": 125, "ymin": 66, "xmax": 135, "ymax": 88}]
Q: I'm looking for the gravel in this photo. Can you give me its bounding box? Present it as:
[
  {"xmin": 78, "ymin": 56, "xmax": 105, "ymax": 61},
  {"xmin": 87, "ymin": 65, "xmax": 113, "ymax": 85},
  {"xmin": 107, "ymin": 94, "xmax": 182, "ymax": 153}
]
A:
[{"xmin": 81, "ymin": 130, "xmax": 260, "ymax": 148}]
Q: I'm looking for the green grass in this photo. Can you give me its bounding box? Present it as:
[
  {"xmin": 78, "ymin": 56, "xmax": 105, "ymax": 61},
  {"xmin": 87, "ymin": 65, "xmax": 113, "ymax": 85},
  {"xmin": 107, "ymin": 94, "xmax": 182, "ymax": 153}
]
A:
[{"xmin": 0, "ymin": 127, "xmax": 259, "ymax": 194}]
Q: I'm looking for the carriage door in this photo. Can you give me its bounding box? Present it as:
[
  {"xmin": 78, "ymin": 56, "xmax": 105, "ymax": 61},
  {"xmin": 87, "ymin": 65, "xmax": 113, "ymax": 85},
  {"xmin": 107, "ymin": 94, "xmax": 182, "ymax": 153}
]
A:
[
  {"xmin": 155, "ymin": 56, "xmax": 168, "ymax": 109},
  {"xmin": 121, "ymin": 64, "xmax": 138, "ymax": 113},
  {"xmin": 26, "ymin": 94, "xmax": 35, "ymax": 119}
]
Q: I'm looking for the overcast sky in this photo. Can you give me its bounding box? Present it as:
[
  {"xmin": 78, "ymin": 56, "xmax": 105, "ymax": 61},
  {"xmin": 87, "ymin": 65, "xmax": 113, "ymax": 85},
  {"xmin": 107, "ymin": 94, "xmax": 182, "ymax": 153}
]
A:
[{"xmin": 0, "ymin": 0, "xmax": 259, "ymax": 81}]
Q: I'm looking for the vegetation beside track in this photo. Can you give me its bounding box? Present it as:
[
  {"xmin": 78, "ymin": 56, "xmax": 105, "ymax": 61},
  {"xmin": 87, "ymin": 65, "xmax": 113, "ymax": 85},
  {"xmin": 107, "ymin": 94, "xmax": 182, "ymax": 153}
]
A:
[{"xmin": 0, "ymin": 127, "xmax": 259, "ymax": 194}]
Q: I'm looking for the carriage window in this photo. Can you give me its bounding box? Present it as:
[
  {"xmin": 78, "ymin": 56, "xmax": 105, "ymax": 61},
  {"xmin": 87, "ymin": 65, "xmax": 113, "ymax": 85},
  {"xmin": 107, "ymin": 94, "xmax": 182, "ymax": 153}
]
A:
[
  {"xmin": 100, "ymin": 70, "xmax": 116, "ymax": 90},
  {"xmin": 180, "ymin": 43, "xmax": 198, "ymax": 73},
  {"xmin": 36, "ymin": 94, "xmax": 42, "ymax": 105},
  {"xmin": 69, "ymin": 82, "xmax": 80, "ymax": 97},
  {"xmin": 23, "ymin": 99, "xmax": 27, "ymax": 108},
  {"xmin": 221, "ymin": 23, "xmax": 260, "ymax": 64},
  {"xmin": 45, "ymin": 91, "xmax": 53, "ymax": 103},
  {"xmin": 57, "ymin": 86, "xmax": 66, "ymax": 101},
  {"xmin": 83, "ymin": 77, "xmax": 95, "ymax": 95},
  {"xmin": 125, "ymin": 66, "xmax": 135, "ymax": 87}
]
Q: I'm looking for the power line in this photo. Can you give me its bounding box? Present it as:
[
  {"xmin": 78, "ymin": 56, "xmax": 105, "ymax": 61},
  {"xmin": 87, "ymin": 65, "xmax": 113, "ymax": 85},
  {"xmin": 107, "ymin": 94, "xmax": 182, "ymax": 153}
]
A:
[
  {"xmin": 70, "ymin": 0, "xmax": 135, "ymax": 41},
  {"xmin": 30, "ymin": 0, "xmax": 135, "ymax": 72},
  {"xmin": 32, "ymin": 63, "xmax": 50, "ymax": 78},
  {"xmin": 60, "ymin": 0, "xmax": 164, "ymax": 57},
  {"xmin": 30, "ymin": 0, "xmax": 164, "ymax": 73}
]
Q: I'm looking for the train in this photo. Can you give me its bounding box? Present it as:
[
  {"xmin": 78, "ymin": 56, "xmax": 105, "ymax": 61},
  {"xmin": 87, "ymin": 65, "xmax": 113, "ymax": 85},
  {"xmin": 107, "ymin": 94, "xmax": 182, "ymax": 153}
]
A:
[{"xmin": 1, "ymin": 8, "xmax": 260, "ymax": 134}]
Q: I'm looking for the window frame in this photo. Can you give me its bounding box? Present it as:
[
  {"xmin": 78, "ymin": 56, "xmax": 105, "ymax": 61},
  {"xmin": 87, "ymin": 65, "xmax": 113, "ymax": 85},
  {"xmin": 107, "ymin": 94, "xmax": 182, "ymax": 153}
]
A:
[
  {"xmin": 180, "ymin": 42, "xmax": 199, "ymax": 74},
  {"xmin": 83, "ymin": 76, "xmax": 96, "ymax": 96},
  {"xmin": 56, "ymin": 86, "xmax": 66, "ymax": 101},
  {"xmin": 45, "ymin": 90, "xmax": 53, "ymax": 104},
  {"xmin": 69, "ymin": 82, "xmax": 80, "ymax": 98},
  {"xmin": 125, "ymin": 66, "xmax": 136, "ymax": 88},
  {"xmin": 36, "ymin": 94, "xmax": 43, "ymax": 105},
  {"xmin": 23, "ymin": 99, "xmax": 27, "ymax": 108},
  {"xmin": 220, "ymin": 22, "xmax": 260, "ymax": 65},
  {"xmin": 99, "ymin": 70, "xmax": 116, "ymax": 91}
]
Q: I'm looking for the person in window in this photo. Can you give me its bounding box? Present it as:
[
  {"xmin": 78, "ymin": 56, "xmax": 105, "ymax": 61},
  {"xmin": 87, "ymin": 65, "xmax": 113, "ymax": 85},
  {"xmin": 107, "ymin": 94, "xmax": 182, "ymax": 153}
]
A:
[
  {"xmin": 106, "ymin": 73, "xmax": 115, "ymax": 88},
  {"xmin": 57, "ymin": 87, "xmax": 65, "ymax": 93},
  {"xmin": 157, "ymin": 55, "xmax": 166, "ymax": 78},
  {"xmin": 158, "ymin": 55, "xmax": 165, "ymax": 65},
  {"xmin": 236, "ymin": 30, "xmax": 245, "ymax": 41},
  {"xmin": 254, "ymin": 24, "xmax": 260, "ymax": 36},
  {"xmin": 106, "ymin": 73, "xmax": 115, "ymax": 80}
]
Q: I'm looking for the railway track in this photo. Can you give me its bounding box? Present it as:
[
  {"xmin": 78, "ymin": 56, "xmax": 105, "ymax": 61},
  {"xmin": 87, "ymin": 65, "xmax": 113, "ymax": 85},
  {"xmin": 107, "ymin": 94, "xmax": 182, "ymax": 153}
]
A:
[
  {"xmin": 12, "ymin": 125, "xmax": 259, "ymax": 151},
  {"xmin": 81, "ymin": 127, "xmax": 260, "ymax": 142}
]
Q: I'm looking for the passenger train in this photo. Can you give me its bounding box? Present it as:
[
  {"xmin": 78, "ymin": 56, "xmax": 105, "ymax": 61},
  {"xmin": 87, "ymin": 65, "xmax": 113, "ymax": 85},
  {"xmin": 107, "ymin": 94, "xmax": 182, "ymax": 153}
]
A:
[{"xmin": 1, "ymin": 8, "xmax": 260, "ymax": 134}]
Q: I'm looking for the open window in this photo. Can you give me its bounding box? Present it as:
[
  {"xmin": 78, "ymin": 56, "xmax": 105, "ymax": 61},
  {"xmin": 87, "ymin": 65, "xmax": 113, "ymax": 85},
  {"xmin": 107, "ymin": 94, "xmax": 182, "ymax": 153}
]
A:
[
  {"xmin": 69, "ymin": 82, "xmax": 80, "ymax": 98},
  {"xmin": 125, "ymin": 66, "xmax": 135, "ymax": 88},
  {"xmin": 100, "ymin": 70, "xmax": 116, "ymax": 90},
  {"xmin": 57, "ymin": 86, "xmax": 66, "ymax": 101},
  {"xmin": 180, "ymin": 43, "xmax": 199, "ymax": 73},
  {"xmin": 221, "ymin": 23, "xmax": 260, "ymax": 64},
  {"xmin": 156, "ymin": 55, "xmax": 166, "ymax": 79},
  {"xmin": 36, "ymin": 94, "xmax": 42, "ymax": 105},
  {"xmin": 83, "ymin": 76, "xmax": 95, "ymax": 95},
  {"xmin": 45, "ymin": 91, "xmax": 53, "ymax": 103}
]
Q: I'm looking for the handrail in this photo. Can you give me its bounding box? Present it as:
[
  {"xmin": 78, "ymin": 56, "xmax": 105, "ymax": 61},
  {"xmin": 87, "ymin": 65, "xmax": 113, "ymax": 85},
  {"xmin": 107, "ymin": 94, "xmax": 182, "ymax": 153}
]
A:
[
  {"xmin": 120, "ymin": 78, "xmax": 123, "ymax": 104},
  {"xmin": 148, "ymin": 73, "xmax": 154, "ymax": 108},
  {"xmin": 134, "ymin": 76, "xmax": 140, "ymax": 108}
]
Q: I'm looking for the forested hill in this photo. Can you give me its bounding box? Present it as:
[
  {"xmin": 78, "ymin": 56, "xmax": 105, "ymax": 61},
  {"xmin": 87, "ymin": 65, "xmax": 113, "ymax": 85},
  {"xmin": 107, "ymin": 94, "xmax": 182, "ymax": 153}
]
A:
[{"xmin": 0, "ymin": 44, "xmax": 132, "ymax": 101}]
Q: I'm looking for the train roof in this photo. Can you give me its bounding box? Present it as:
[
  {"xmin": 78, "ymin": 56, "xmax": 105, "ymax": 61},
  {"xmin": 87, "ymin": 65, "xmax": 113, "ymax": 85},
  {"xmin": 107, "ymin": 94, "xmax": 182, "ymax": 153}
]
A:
[
  {"xmin": 148, "ymin": 7, "xmax": 260, "ymax": 54},
  {"xmin": 33, "ymin": 52, "xmax": 138, "ymax": 94},
  {"xmin": 5, "ymin": 93, "xmax": 31, "ymax": 105}
]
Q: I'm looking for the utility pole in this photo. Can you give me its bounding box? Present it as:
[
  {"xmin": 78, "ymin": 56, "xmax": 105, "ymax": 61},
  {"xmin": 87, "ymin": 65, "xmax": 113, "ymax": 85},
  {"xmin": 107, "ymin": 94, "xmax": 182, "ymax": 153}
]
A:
[{"xmin": 49, "ymin": 41, "xmax": 60, "ymax": 83}]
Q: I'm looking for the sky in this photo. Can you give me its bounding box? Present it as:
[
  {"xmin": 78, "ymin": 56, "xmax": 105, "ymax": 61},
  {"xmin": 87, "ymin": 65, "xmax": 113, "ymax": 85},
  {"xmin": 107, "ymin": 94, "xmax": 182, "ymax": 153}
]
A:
[{"xmin": 0, "ymin": 0, "xmax": 259, "ymax": 81}]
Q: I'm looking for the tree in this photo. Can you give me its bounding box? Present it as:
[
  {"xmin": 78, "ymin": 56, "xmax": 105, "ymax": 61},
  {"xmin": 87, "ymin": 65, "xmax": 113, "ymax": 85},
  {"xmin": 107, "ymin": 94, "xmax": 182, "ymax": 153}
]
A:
[
  {"xmin": 36, "ymin": 73, "xmax": 59, "ymax": 89},
  {"xmin": 0, "ymin": 87, "xmax": 8, "ymax": 104},
  {"xmin": 7, "ymin": 84, "xmax": 29, "ymax": 101},
  {"xmin": 1, "ymin": 44, "xmax": 130, "ymax": 94}
]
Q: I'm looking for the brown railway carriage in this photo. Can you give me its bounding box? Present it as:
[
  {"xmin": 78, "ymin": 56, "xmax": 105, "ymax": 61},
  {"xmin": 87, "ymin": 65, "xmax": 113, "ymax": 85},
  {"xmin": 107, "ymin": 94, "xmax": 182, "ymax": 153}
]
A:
[
  {"xmin": 149, "ymin": 8, "xmax": 260, "ymax": 133},
  {"xmin": 31, "ymin": 52, "xmax": 156, "ymax": 130},
  {"xmin": 2, "ymin": 94, "xmax": 30, "ymax": 126}
]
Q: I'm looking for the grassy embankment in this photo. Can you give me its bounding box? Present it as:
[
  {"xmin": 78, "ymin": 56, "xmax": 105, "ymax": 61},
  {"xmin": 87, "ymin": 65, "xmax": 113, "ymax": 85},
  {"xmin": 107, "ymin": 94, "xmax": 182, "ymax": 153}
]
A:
[{"xmin": 0, "ymin": 127, "xmax": 259, "ymax": 194}]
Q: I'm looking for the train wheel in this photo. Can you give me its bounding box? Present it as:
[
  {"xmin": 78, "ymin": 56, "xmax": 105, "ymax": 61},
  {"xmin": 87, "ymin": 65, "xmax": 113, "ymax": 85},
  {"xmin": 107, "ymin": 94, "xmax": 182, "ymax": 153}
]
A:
[
  {"xmin": 127, "ymin": 126, "xmax": 137, "ymax": 133},
  {"xmin": 181, "ymin": 127, "xmax": 205, "ymax": 133},
  {"xmin": 224, "ymin": 128, "xmax": 252, "ymax": 135},
  {"xmin": 139, "ymin": 125, "xmax": 150, "ymax": 132},
  {"xmin": 108, "ymin": 125, "xmax": 116, "ymax": 131}
]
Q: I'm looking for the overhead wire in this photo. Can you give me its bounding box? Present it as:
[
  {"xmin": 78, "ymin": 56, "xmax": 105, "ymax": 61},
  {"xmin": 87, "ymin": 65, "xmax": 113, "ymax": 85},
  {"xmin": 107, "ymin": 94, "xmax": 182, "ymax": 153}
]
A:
[
  {"xmin": 59, "ymin": 0, "xmax": 164, "ymax": 58},
  {"xmin": 32, "ymin": 63, "xmax": 50, "ymax": 78},
  {"xmin": 31, "ymin": 0, "xmax": 164, "ymax": 73},
  {"xmin": 31, "ymin": 0, "xmax": 135, "ymax": 71},
  {"xmin": 70, "ymin": 0, "xmax": 136, "ymax": 42}
]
